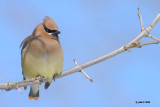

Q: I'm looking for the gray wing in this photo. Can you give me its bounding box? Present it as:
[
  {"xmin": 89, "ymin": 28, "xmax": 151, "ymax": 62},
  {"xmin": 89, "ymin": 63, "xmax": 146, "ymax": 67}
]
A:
[{"xmin": 20, "ymin": 35, "xmax": 32, "ymax": 90}]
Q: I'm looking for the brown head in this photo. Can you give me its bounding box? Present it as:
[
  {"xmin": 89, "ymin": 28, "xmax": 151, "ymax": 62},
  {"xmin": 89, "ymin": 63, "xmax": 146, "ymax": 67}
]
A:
[{"xmin": 33, "ymin": 16, "xmax": 60, "ymax": 38}]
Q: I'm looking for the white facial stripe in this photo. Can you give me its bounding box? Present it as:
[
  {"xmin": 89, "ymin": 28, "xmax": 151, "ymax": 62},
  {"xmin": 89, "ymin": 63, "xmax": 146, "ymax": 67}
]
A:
[{"xmin": 48, "ymin": 33, "xmax": 53, "ymax": 35}]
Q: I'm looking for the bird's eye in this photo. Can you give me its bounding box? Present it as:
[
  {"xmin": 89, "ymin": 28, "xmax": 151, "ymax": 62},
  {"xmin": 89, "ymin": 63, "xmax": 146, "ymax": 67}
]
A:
[
  {"xmin": 43, "ymin": 24, "xmax": 61, "ymax": 37},
  {"xmin": 43, "ymin": 24, "xmax": 60, "ymax": 34}
]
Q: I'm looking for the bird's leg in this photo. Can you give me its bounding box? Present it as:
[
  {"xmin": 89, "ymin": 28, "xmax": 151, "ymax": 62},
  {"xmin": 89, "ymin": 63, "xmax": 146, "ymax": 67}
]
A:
[
  {"xmin": 53, "ymin": 74, "xmax": 59, "ymax": 81},
  {"xmin": 23, "ymin": 76, "xmax": 27, "ymax": 90}
]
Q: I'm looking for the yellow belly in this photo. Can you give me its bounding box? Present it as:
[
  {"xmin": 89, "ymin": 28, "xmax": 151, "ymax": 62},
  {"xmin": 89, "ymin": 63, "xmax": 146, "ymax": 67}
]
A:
[{"xmin": 22, "ymin": 54, "xmax": 63, "ymax": 82}]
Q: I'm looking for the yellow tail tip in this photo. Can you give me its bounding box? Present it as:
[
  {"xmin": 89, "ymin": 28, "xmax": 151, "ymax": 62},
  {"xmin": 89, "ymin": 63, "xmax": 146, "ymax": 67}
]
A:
[
  {"xmin": 29, "ymin": 96, "xmax": 33, "ymax": 99},
  {"xmin": 29, "ymin": 96, "xmax": 39, "ymax": 100},
  {"xmin": 34, "ymin": 97, "xmax": 39, "ymax": 100}
]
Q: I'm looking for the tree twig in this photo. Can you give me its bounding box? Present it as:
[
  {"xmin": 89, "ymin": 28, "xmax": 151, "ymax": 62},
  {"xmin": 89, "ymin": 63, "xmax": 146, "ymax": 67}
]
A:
[
  {"xmin": 131, "ymin": 41, "xmax": 160, "ymax": 48},
  {"xmin": 0, "ymin": 8, "xmax": 160, "ymax": 91},
  {"xmin": 138, "ymin": 7, "xmax": 144, "ymax": 31},
  {"xmin": 15, "ymin": 85, "xmax": 23, "ymax": 94},
  {"xmin": 147, "ymin": 34, "xmax": 160, "ymax": 41},
  {"xmin": 139, "ymin": 41, "xmax": 159, "ymax": 47},
  {"xmin": 73, "ymin": 59, "xmax": 93, "ymax": 82}
]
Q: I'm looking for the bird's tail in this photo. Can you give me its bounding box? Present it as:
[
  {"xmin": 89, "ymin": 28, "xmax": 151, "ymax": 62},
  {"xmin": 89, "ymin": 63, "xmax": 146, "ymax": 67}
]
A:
[{"xmin": 29, "ymin": 84, "xmax": 41, "ymax": 100}]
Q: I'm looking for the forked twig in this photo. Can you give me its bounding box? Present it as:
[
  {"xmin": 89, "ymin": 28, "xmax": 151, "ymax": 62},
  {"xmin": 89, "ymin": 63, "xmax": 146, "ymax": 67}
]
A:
[{"xmin": 73, "ymin": 59, "xmax": 93, "ymax": 82}]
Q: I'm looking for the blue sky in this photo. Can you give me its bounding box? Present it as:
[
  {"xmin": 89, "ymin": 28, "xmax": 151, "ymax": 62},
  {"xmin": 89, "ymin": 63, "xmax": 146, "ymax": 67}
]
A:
[{"xmin": 0, "ymin": 0, "xmax": 160, "ymax": 107}]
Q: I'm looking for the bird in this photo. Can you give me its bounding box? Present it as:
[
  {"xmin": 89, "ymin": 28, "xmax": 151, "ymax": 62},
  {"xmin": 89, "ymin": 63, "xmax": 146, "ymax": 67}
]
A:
[{"xmin": 20, "ymin": 16, "xmax": 64, "ymax": 100}]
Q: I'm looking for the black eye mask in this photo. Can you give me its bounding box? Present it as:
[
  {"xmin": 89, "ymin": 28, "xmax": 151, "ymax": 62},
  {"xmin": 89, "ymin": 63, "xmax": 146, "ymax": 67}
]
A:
[{"xmin": 43, "ymin": 24, "xmax": 61, "ymax": 36}]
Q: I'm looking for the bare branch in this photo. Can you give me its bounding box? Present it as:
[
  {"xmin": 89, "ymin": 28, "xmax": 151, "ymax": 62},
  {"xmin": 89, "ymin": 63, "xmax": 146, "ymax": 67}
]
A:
[
  {"xmin": 0, "ymin": 8, "xmax": 160, "ymax": 91},
  {"xmin": 138, "ymin": 7, "xmax": 144, "ymax": 31},
  {"xmin": 0, "ymin": 77, "xmax": 47, "ymax": 91}
]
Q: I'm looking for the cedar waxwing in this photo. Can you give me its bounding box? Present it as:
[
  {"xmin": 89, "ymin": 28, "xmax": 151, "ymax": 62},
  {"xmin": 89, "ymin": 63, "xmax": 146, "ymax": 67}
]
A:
[{"xmin": 20, "ymin": 16, "xmax": 64, "ymax": 100}]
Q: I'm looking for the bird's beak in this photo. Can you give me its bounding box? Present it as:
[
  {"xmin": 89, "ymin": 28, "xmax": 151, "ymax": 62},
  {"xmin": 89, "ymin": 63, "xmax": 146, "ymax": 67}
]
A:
[
  {"xmin": 56, "ymin": 31, "xmax": 61, "ymax": 34},
  {"xmin": 52, "ymin": 30, "xmax": 61, "ymax": 37}
]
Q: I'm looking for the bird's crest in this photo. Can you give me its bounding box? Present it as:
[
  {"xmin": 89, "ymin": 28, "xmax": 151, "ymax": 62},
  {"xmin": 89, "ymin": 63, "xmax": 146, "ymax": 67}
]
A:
[{"xmin": 43, "ymin": 16, "xmax": 58, "ymax": 30}]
